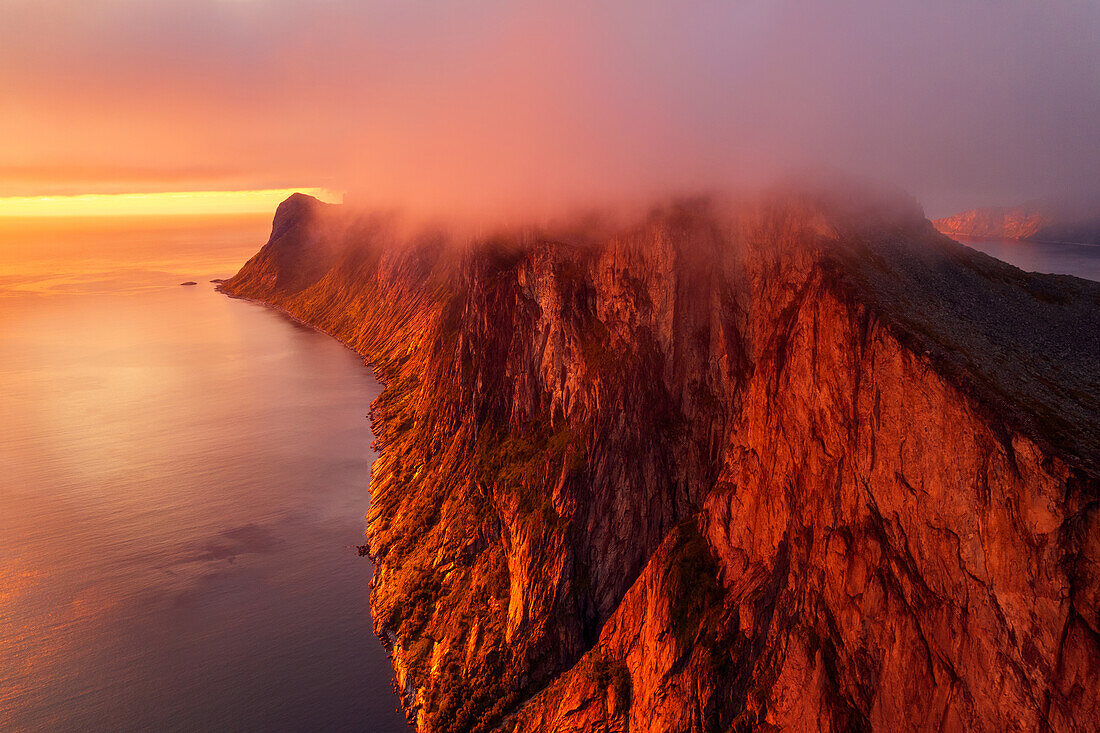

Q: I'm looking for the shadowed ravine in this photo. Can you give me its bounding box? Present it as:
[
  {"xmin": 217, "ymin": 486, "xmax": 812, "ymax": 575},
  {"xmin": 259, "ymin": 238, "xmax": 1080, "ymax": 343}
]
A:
[{"xmin": 222, "ymin": 191, "xmax": 1100, "ymax": 732}]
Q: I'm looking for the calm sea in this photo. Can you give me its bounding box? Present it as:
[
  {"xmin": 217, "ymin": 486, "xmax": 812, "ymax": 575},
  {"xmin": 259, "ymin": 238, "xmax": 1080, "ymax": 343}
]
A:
[
  {"xmin": 955, "ymin": 234, "xmax": 1100, "ymax": 283},
  {"xmin": 0, "ymin": 216, "xmax": 408, "ymax": 732}
]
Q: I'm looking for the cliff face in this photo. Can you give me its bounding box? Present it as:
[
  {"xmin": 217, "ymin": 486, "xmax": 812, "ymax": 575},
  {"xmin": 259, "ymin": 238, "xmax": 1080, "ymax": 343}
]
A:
[
  {"xmin": 223, "ymin": 192, "xmax": 1100, "ymax": 732},
  {"xmin": 934, "ymin": 203, "xmax": 1100, "ymax": 245}
]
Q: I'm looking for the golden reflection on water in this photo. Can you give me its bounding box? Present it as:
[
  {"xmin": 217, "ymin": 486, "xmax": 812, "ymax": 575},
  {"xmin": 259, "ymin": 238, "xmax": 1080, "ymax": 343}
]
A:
[
  {"xmin": 0, "ymin": 216, "xmax": 408, "ymax": 732},
  {"xmin": 0, "ymin": 214, "xmax": 269, "ymax": 295}
]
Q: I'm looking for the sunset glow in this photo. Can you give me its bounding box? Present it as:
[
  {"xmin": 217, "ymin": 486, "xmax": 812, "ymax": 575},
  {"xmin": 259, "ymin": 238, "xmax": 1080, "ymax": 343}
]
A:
[
  {"xmin": 2, "ymin": 1, "xmax": 1099, "ymax": 730},
  {"xmin": 0, "ymin": 188, "xmax": 340, "ymax": 218}
]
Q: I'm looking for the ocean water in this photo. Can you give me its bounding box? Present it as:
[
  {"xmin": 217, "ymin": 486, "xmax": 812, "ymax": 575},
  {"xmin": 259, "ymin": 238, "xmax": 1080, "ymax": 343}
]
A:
[
  {"xmin": 0, "ymin": 216, "xmax": 408, "ymax": 732},
  {"xmin": 955, "ymin": 235, "xmax": 1100, "ymax": 283}
]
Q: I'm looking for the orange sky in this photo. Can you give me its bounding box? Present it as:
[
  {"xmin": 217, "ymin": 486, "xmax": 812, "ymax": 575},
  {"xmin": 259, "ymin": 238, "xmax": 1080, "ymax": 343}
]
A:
[{"xmin": 1, "ymin": 1, "xmax": 1098, "ymax": 218}]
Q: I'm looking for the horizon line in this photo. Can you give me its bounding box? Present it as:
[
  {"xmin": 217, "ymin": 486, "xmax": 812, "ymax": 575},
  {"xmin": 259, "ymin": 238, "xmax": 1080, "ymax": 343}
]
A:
[{"xmin": 0, "ymin": 187, "xmax": 343, "ymax": 218}]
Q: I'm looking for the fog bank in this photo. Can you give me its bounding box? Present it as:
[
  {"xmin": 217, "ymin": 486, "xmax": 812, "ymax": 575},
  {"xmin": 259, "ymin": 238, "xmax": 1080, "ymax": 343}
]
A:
[{"xmin": 2, "ymin": 0, "xmax": 1098, "ymax": 218}]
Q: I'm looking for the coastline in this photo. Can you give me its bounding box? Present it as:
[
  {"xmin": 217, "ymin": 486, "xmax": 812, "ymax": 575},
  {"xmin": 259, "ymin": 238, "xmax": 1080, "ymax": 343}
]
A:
[
  {"xmin": 217, "ymin": 285, "xmax": 387, "ymax": 373},
  {"xmin": 217, "ymin": 196, "xmax": 1100, "ymax": 731},
  {"xmin": 939, "ymin": 230, "xmax": 1100, "ymax": 248},
  {"xmin": 216, "ymin": 282, "xmax": 412, "ymax": 729}
]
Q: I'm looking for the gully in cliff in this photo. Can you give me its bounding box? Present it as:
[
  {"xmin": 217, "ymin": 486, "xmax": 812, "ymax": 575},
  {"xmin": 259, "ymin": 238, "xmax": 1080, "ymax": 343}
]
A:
[{"xmin": 221, "ymin": 189, "xmax": 1100, "ymax": 733}]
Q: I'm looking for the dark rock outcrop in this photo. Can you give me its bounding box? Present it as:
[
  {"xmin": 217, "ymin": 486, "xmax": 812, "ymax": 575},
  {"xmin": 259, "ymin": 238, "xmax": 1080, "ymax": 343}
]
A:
[{"xmin": 223, "ymin": 191, "xmax": 1100, "ymax": 732}]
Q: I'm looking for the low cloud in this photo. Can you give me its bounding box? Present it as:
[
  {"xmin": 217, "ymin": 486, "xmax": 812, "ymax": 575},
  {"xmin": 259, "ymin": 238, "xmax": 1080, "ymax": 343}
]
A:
[{"xmin": 2, "ymin": 1, "xmax": 1098, "ymax": 217}]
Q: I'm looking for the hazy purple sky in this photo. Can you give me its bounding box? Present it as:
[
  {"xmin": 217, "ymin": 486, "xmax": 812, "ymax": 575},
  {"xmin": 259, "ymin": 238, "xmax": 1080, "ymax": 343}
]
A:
[{"xmin": 2, "ymin": 0, "xmax": 1098, "ymax": 216}]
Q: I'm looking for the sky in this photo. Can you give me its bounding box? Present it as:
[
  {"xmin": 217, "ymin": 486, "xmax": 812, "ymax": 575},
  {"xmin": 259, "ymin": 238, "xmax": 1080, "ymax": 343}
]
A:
[{"xmin": 1, "ymin": 0, "xmax": 1098, "ymax": 218}]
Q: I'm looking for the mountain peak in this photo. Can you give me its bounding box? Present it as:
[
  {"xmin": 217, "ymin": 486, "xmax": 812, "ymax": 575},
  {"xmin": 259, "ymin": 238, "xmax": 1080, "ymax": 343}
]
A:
[{"xmin": 270, "ymin": 192, "xmax": 325, "ymax": 242}]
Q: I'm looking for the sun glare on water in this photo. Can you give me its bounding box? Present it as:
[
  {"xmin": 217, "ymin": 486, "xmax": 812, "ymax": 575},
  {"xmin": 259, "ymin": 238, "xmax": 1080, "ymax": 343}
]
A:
[{"xmin": 0, "ymin": 188, "xmax": 340, "ymax": 218}]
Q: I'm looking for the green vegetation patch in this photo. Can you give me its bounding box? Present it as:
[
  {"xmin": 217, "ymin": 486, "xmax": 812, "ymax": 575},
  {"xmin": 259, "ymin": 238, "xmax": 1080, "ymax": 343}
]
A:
[
  {"xmin": 665, "ymin": 518, "xmax": 723, "ymax": 646},
  {"xmin": 585, "ymin": 649, "xmax": 633, "ymax": 715},
  {"xmin": 471, "ymin": 417, "xmax": 585, "ymax": 524}
]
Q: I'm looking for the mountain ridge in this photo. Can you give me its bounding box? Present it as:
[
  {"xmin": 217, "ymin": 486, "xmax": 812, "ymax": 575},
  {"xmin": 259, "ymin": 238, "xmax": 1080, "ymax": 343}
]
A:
[
  {"xmin": 934, "ymin": 203, "xmax": 1100, "ymax": 245},
  {"xmin": 222, "ymin": 191, "xmax": 1100, "ymax": 732}
]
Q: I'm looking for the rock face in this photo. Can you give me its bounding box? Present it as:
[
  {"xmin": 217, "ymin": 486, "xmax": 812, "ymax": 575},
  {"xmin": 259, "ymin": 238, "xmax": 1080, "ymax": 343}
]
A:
[
  {"xmin": 933, "ymin": 204, "xmax": 1051, "ymax": 241},
  {"xmin": 934, "ymin": 203, "xmax": 1100, "ymax": 245},
  {"xmin": 222, "ymin": 191, "xmax": 1100, "ymax": 732}
]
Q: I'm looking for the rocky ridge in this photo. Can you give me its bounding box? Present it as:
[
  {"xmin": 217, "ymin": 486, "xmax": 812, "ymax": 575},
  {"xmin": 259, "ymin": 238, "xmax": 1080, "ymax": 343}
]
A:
[
  {"xmin": 222, "ymin": 190, "xmax": 1100, "ymax": 732},
  {"xmin": 934, "ymin": 203, "xmax": 1100, "ymax": 245}
]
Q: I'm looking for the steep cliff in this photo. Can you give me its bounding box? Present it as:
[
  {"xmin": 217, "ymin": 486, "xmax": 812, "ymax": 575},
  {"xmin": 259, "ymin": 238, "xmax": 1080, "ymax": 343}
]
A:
[{"xmin": 222, "ymin": 190, "xmax": 1100, "ymax": 732}]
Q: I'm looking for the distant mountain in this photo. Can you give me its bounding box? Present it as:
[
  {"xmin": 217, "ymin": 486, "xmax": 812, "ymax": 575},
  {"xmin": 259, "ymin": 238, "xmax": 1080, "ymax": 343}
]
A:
[
  {"xmin": 935, "ymin": 202, "xmax": 1100, "ymax": 244},
  {"xmin": 933, "ymin": 203, "xmax": 1050, "ymax": 239}
]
